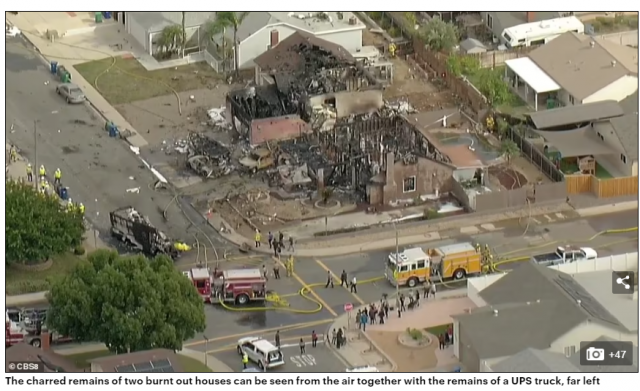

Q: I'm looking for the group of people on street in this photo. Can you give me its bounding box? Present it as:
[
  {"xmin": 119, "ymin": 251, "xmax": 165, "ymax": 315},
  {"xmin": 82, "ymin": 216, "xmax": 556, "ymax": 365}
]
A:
[
  {"xmin": 330, "ymin": 328, "xmax": 346, "ymax": 349},
  {"xmin": 261, "ymin": 254, "xmax": 295, "ymax": 281},
  {"xmin": 438, "ymin": 325, "xmax": 454, "ymax": 350},
  {"xmin": 254, "ymin": 230, "xmax": 295, "ymax": 257},
  {"xmin": 355, "ymin": 300, "xmax": 390, "ymax": 331},
  {"xmin": 326, "ymin": 270, "xmax": 357, "ymax": 293}
]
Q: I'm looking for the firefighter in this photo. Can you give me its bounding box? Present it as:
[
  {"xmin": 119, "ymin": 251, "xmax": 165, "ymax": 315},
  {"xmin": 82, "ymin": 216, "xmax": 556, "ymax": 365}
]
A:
[
  {"xmin": 286, "ymin": 255, "xmax": 294, "ymax": 277},
  {"xmin": 78, "ymin": 202, "xmax": 85, "ymax": 215},
  {"xmin": 254, "ymin": 229, "xmax": 262, "ymax": 247},
  {"xmin": 242, "ymin": 352, "xmax": 249, "ymax": 369},
  {"xmin": 26, "ymin": 163, "xmax": 33, "ymax": 182},
  {"xmin": 475, "ymin": 243, "xmax": 481, "ymax": 253},
  {"xmin": 388, "ymin": 43, "xmax": 397, "ymax": 58},
  {"xmin": 39, "ymin": 164, "xmax": 46, "ymax": 179},
  {"xmin": 54, "ymin": 168, "xmax": 62, "ymax": 185},
  {"xmin": 39, "ymin": 179, "xmax": 48, "ymax": 193},
  {"xmin": 67, "ymin": 199, "xmax": 75, "ymax": 212}
]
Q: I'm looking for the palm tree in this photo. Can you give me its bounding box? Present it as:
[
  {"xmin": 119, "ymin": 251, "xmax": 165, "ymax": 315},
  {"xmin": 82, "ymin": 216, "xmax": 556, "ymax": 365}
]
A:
[
  {"xmin": 181, "ymin": 12, "xmax": 187, "ymax": 58},
  {"xmin": 205, "ymin": 12, "xmax": 249, "ymax": 77},
  {"xmin": 500, "ymin": 139, "xmax": 520, "ymax": 165},
  {"xmin": 156, "ymin": 25, "xmax": 183, "ymax": 59}
]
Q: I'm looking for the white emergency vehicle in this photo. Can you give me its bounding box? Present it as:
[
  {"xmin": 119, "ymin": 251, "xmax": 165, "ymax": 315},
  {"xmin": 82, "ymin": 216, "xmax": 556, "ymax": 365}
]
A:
[{"xmin": 237, "ymin": 336, "xmax": 285, "ymax": 370}]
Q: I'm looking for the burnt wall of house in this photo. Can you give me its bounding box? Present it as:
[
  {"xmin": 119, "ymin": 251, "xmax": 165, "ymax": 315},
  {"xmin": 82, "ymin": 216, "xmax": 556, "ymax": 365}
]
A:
[
  {"xmin": 227, "ymin": 85, "xmax": 301, "ymax": 126},
  {"xmin": 309, "ymin": 89, "xmax": 384, "ymax": 118}
]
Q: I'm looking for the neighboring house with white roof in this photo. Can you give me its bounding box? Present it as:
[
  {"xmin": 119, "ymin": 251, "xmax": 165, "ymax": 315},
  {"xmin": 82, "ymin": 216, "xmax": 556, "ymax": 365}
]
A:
[
  {"xmin": 453, "ymin": 262, "xmax": 638, "ymax": 372},
  {"xmin": 206, "ymin": 12, "xmax": 365, "ymax": 71},
  {"xmin": 505, "ymin": 32, "xmax": 638, "ymax": 110},
  {"xmin": 125, "ymin": 12, "xmax": 216, "ymax": 56}
]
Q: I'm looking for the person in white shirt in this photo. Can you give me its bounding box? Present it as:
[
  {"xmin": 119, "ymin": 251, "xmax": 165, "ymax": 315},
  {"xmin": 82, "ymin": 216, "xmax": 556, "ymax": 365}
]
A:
[{"xmin": 350, "ymin": 276, "xmax": 357, "ymax": 293}]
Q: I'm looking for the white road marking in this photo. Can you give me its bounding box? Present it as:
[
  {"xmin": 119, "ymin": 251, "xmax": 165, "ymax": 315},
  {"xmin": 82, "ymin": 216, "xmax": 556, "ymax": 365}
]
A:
[{"xmin": 290, "ymin": 354, "xmax": 317, "ymax": 367}]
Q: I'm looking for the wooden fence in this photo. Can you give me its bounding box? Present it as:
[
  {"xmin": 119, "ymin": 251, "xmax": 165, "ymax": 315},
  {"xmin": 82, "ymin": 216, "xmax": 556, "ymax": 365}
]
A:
[
  {"xmin": 469, "ymin": 47, "xmax": 535, "ymax": 69},
  {"xmin": 566, "ymin": 174, "xmax": 638, "ymax": 197}
]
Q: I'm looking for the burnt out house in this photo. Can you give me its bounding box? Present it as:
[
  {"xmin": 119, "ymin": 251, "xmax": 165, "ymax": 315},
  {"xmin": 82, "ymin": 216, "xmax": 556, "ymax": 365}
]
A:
[
  {"xmin": 226, "ymin": 31, "xmax": 383, "ymax": 145},
  {"xmin": 307, "ymin": 115, "xmax": 454, "ymax": 205}
]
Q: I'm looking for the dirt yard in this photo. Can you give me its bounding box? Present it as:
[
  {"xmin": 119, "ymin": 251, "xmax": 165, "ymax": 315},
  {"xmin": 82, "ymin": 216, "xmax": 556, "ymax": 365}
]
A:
[
  {"xmin": 115, "ymin": 85, "xmax": 231, "ymax": 147},
  {"xmin": 363, "ymin": 29, "xmax": 387, "ymax": 47},
  {"xmin": 384, "ymin": 58, "xmax": 457, "ymax": 111},
  {"xmin": 489, "ymin": 165, "xmax": 529, "ymax": 190}
]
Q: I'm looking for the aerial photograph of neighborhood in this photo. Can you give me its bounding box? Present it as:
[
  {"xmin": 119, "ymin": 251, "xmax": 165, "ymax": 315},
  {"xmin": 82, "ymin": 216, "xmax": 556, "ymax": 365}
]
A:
[{"xmin": 5, "ymin": 11, "xmax": 638, "ymax": 373}]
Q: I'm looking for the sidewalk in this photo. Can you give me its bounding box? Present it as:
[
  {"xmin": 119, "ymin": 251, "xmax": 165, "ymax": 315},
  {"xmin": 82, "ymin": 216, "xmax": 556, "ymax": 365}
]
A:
[
  {"xmin": 6, "ymin": 13, "xmax": 148, "ymax": 148},
  {"xmin": 328, "ymin": 288, "xmax": 468, "ymax": 372}
]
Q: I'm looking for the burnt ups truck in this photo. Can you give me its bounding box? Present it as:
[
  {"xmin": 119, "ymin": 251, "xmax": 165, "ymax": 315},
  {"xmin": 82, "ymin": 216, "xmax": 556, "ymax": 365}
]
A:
[
  {"xmin": 110, "ymin": 206, "xmax": 178, "ymax": 259},
  {"xmin": 531, "ymin": 245, "xmax": 598, "ymax": 267}
]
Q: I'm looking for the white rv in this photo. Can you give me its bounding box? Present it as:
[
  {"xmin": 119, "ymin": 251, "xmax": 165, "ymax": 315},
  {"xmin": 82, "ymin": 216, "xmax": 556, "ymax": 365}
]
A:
[{"xmin": 501, "ymin": 16, "xmax": 584, "ymax": 48}]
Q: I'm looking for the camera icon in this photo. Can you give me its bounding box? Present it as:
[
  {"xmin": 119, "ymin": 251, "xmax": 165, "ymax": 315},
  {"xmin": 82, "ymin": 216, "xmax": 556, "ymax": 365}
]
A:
[{"xmin": 585, "ymin": 347, "xmax": 605, "ymax": 361}]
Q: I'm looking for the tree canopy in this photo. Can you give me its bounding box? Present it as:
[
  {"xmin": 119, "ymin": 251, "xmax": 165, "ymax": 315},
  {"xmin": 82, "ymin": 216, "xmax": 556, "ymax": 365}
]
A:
[
  {"xmin": 5, "ymin": 181, "xmax": 84, "ymax": 265},
  {"xmin": 418, "ymin": 19, "xmax": 459, "ymax": 53},
  {"xmin": 46, "ymin": 250, "xmax": 206, "ymax": 353}
]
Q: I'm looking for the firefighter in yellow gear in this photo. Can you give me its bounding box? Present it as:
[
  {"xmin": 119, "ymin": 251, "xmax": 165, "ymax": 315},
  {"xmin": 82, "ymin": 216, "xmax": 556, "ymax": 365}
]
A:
[
  {"xmin": 173, "ymin": 242, "xmax": 192, "ymax": 252},
  {"xmin": 54, "ymin": 168, "xmax": 62, "ymax": 185},
  {"xmin": 9, "ymin": 145, "xmax": 17, "ymax": 162},
  {"xmin": 39, "ymin": 165, "xmax": 46, "ymax": 178},
  {"xmin": 388, "ymin": 43, "xmax": 397, "ymax": 58},
  {"xmin": 78, "ymin": 203, "xmax": 85, "ymax": 215},
  {"xmin": 286, "ymin": 255, "xmax": 294, "ymax": 277},
  {"xmin": 254, "ymin": 230, "xmax": 262, "ymax": 248},
  {"xmin": 40, "ymin": 180, "xmax": 48, "ymax": 193},
  {"xmin": 242, "ymin": 352, "xmax": 249, "ymax": 369},
  {"xmin": 26, "ymin": 164, "xmax": 33, "ymax": 182},
  {"xmin": 475, "ymin": 243, "xmax": 481, "ymax": 253},
  {"xmin": 66, "ymin": 199, "xmax": 75, "ymax": 212}
]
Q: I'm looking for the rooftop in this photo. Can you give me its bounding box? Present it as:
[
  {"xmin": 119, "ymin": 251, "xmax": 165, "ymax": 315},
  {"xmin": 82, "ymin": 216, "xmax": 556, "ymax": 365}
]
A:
[
  {"xmin": 488, "ymin": 12, "xmax": 561, "ymax": 32},
  {"xmin": 572, "ymin": 270, "xmax": 638, "ymax": 332},
  {"xmin": 6, "ymin": 343, "xmax": 80, "ymax": 373},
  {"xmin": 491, "ymin": 348, "xmax": 581, "ymax": 372},
  {"xmin": 254, "ymin": 31, "xmax": 355, "ymax": 74},
  {"xmin": 129, "ymin": 12, "xmax": 215, "ymax": 32},
  {"xmin": 528, "ymin": 32, "xmax": 639, "ymax": 101},
  {"xmin": 455, "ymin": 262, "xmax": 626, "ymax": 359},
  {"xmin": 609, "ymin": 92, "xmax": 639, "ymax": 160},
  {"xmin": 525, "ymin": 100, "xmax": 624, "ymax": 129},
  {"xmin": 90, "ymin": 349, "xmax": 182, "ymax": 373},
  {"xmin": 226, "ymin": 12, "xmax": 364, "ymax": 43}
]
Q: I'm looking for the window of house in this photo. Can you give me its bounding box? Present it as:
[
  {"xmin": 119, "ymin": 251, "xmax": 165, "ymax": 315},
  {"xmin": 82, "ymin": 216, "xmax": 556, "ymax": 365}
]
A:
[
  {"xmin": 563, "ymin": 346, "xmax": 576, "ymax": 357},
  {"xmin": 487, "ymin": 14, "xmax": 493, "ymax": 29},
  {"xmin": 403, "ymin": 176, "xmax": 416, "ymax": 193},
  {"xmin": 569, "ymin": 95, "xmax": 575, "ymax": 105},
  {"xmin": 621, "ymin": 154, "xmax": 627, "ymax": 164}
]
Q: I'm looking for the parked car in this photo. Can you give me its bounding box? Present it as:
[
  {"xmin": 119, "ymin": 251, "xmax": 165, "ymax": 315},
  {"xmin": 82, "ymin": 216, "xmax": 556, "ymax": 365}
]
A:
[
  {"xmin": 237, "ymin": 337, "xmax": 285, "ymax": 370},
  {"xmin": 56, "ymin": 83, "xmax": 85, "ymax": 104}
]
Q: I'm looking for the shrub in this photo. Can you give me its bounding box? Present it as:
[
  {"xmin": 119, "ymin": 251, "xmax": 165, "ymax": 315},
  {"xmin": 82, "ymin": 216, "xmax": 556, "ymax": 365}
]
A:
[
  {"xmin": 74, "ymin": 245, "xmax": 86, "ymax": 256},
  {"xmin": 406, "ymin": 327, "xmax": 424, "ymax": 340}
]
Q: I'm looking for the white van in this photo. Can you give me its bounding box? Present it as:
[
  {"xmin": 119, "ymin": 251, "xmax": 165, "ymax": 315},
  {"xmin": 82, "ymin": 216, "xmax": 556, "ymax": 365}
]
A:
[
  {"xmin": 501, "ymin": 16, "xmax": 584, "ymax": 48},
  {"xmin": 237, "ymin": 337, "xmax": 285, "ymax": 370},
  {"xmin": 346, "ymin": 366, "xmax": 379, "ymax": 372}
]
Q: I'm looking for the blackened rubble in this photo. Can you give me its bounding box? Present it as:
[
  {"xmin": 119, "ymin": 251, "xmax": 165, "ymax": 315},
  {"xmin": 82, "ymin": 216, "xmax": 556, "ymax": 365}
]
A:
[{"xmin": 227, "ymin": 32, "xmax": 379, "ymax": 133}]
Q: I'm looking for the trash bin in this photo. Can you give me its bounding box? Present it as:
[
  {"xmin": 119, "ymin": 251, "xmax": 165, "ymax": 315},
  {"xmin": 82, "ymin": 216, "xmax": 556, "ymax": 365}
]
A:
[
  {"xmin": 61, "ymin": 72, "xmax": 71, "ymax": 83},
  {"xmin": 95, "ymin": 12, "xmax": 103, "ymax": 23},
  {"xmin": 50, "ymin": 61, "xmax": 58, "ymax": 75},
  {"xmin": 59, "ymin": 187, "xmax": 69, "ymax": 200},
  {"xmin": 109, "ymin": 125, "xmax": 119, "ymax": 138},
  {"xmin": 103, "ymin": 12, "xmax": 112, "ymax": 19}
]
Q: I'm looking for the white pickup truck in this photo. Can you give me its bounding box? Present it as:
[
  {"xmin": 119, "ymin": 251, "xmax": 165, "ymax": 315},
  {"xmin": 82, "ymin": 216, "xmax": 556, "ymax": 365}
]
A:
[{"xmin": 531, "ymin": 245, "xmax": 598, "ymax": 267}]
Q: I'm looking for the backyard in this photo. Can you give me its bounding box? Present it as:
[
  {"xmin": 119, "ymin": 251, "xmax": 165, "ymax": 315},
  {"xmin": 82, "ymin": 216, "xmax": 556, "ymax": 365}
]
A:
[
  {"xmin": 559, "ymin": 159, "xmax": 613, "ymax": 179},
  {"xmin": 589, "ymin": 14, "xmax": 639, "ymax": 33},
  {"xmin": 74, "ymin": 56, "xmax": 222, "ymax": 105},
  {"xmin": 465, "ymin": 66, "xmax": 526, "ymax": 113},
  {"xmin": 6, "ymin": 253, "xmax": 84, "ymax": 295},
  {"xmin": 64, "ymin": 350, "xmax": 212, "ymax": 372}
]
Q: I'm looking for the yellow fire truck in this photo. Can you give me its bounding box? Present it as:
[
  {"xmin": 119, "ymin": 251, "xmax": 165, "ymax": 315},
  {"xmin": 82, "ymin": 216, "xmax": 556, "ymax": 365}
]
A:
[{"xmin": 385, "ymin": 242, "xmax": 483, "ymax": 287}]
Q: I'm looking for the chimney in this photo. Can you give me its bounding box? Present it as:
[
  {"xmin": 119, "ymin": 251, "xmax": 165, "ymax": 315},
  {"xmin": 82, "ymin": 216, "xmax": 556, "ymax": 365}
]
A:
[
  {"xmin": 576, "ymin": 299, "xmax": 582, "ymax": 306},
  {"xmin": 493, "ymin": 309, "xmax": 499, "ymax": 316},
  {"xmin": 526, "ymin": 12, "xmax": 535, "ymax": 23},
  {"xmin": 349, "ymin": 16, "xmax": 357, "ymax": 25},
  {"xmin": 590, "ymin": 41, "xmax": 595, "ymax": 48},
  {"xmin": 41, "ymin": 331, "xmax": 51, "ymax": 351},
  {"xmin": 611, "ymin": 60, "xmax": 617, "ymax": 67},
  {"xmin": 270, "ymin": 30, "xmax": 279, "ymax": 48}
]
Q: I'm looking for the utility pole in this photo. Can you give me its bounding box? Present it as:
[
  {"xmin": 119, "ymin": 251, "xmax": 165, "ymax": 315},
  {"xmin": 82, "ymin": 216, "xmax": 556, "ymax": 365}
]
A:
[
  {"xmin": 33, "ymin": 120, "xmax": 38, "ymax": 190},
  {"xmin": 203, "ymin": 335, "xmax": 209, "ymax": 368},
  {"xmin": 393, "ymin": 221, "xmax": 399, "ymax": 300}
]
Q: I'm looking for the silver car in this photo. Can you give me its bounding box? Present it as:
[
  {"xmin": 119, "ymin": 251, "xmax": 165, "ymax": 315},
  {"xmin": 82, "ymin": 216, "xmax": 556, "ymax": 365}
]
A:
[{"xmin": 56, "ymin": 83, "xmax": 85, "ymax": 104}]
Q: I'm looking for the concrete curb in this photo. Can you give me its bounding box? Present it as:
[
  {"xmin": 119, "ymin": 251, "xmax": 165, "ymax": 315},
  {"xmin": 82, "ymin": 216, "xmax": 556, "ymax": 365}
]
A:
[{"xmin": 576, "ymin": 200, "xmax": 638, "ymax": 217}]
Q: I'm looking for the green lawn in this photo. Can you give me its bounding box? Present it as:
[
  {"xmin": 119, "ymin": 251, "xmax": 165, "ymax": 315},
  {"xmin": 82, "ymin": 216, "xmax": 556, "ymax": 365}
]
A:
[
  {"xmin": 6, "ymin": 253, "xmax": 85, "ymax": 295},
  {"xmin": 558, "ymin": 160, "xmax": 613, "ymax": 179},
  {"xmin": 425, "ymin": 324, "xmax": 451, "ymax": 337},
  {"xmin": 74, "ymin": 56, "xmax": 222, "ymax": 105},
  {"xmin": 64, "ymin": 349, "xmax": 213, "ymax": 372}
]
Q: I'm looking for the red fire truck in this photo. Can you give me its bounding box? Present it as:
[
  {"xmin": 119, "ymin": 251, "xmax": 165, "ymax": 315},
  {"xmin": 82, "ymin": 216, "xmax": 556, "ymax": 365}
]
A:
[
  {"xmin": 183, "ymin": 267, "xmax": 267, "ymax": 305},
  {"xmin": 6, "ymin": 309, "xmax": 71, "ymax": 348}
]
